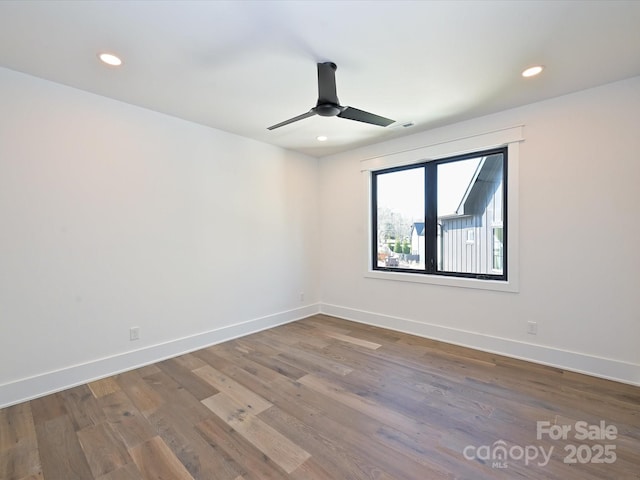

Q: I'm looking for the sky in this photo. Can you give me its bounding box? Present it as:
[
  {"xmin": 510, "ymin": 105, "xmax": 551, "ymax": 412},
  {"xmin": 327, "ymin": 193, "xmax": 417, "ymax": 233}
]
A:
[{"xmin": 376, "ymin": 157, "xmax": 481, "ymax": 220}]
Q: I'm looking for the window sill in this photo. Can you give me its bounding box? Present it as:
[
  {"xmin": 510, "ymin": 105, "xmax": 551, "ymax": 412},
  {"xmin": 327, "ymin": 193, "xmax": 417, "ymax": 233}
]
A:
[{"xmin": 365, "ymin": 269, "xmax": 519, "ymax": 293}]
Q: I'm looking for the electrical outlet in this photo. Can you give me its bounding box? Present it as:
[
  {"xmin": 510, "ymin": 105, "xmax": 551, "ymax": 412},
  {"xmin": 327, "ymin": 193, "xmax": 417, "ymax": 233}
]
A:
[
  {"xmin": 527, "ymin": 321, "xmax": 538, "ymax": 335},
  {"xmin": 130, "ymin": 326, "xmax": 140, "ymax": 341},
  {"xmin": 299, "ymin": 292, "xmax": 305, "ymax": 302}
]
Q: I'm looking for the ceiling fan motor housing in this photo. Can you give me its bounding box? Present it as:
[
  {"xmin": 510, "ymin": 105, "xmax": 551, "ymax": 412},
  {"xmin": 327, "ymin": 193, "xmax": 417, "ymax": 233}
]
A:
[{"xmin": 315, "ymin": 103, "xmax": 342, "ymax": 117}]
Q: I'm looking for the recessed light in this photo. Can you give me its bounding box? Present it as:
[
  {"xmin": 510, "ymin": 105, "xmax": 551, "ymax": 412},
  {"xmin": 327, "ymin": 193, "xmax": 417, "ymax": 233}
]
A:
[
  {"xmin": 98, "ymin": 52, "xmax": 123, "ymax": 66},
  {"xmin": 316, "ymin": 135, "xmax": 328, "ymax": 142},
  {"xmin": 522, "ymin": 65, "xmax": 543, "ymax": 78}
]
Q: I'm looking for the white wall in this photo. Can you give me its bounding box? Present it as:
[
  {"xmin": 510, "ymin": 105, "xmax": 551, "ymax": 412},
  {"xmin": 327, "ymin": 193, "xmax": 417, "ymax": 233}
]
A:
[
  {"xmin": 0, "ymin": 67, "xmax": 319, "ymax": 406},
  {"xmin": 319, "ymin": 76, "xmax": 640, "ymax": 385},
  {"xmin": 2, "ymin": 66, "xmax": 638, "ymax": 408}
]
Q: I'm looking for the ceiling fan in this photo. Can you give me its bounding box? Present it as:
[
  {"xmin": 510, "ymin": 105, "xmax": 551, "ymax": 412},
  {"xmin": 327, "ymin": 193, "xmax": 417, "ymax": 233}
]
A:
[{"xmin": 267, "ymin": 62, "xmax": 395, "ymax": 130}]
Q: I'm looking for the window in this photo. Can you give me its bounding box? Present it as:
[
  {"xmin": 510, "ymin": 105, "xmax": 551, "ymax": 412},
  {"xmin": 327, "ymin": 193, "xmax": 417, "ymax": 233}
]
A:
[{"xmin": 372, "ymin": 147, "xmax": 507, "ymax": 281}]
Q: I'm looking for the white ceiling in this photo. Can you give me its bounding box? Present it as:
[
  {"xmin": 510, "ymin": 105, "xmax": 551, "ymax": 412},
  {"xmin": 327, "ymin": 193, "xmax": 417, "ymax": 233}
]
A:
[{"xmin": 1, "ymin": 0, "xmax": 639, "ymax": 157}]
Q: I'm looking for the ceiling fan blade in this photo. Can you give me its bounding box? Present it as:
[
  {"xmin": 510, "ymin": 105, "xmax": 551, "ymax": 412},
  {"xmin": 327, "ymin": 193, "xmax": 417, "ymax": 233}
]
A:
[
  {"xmin": 338, "ymin": 106, "xmax": 395, "ymax": 127},
  {"xmin": 267, "ymin": 110, "xmax": 317, "ymax": 130},
  {"xmin": 317, "ymin": 62, "xmax": 339, "ymax": 105}
]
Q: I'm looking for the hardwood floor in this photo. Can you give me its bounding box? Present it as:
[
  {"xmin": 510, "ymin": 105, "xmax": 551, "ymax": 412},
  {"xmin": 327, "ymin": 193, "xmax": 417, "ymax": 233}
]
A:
[{"xmin": 1, "ymin": 314, "xmax": 639, "ymax": 479}]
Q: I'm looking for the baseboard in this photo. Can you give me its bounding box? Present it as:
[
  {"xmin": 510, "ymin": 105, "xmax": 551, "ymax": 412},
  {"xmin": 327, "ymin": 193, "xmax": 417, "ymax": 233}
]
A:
[
  {"xmin": 320, "ymin": 303, "xmax": 640, "ymax": 387},
  {"xmin": 0, "ymin": 303, "xmax": 321, "ymax": 408}
]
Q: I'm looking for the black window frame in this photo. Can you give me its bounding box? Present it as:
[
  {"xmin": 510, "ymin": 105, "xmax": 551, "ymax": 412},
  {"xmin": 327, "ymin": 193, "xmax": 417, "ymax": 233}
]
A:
[{"xmin": 371, "ymin": 146, "xmax": 508, "ymax": 281}]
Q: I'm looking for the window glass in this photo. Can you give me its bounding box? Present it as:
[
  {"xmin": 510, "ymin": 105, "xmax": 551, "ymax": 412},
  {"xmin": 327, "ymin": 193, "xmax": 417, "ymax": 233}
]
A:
[
  {"xmin": 374, "ymin": 167, "xmax": 424, "ymax": 270},
  {"xmin": 437, "ymin": 153, "xmax": 504, "ymax": 276}
]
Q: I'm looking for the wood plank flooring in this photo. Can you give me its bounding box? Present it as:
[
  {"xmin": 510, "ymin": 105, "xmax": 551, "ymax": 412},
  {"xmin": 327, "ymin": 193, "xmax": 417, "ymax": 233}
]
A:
[{"xmin": 1, "ymin": 314, "xmax": 639, "ymax": 479}]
